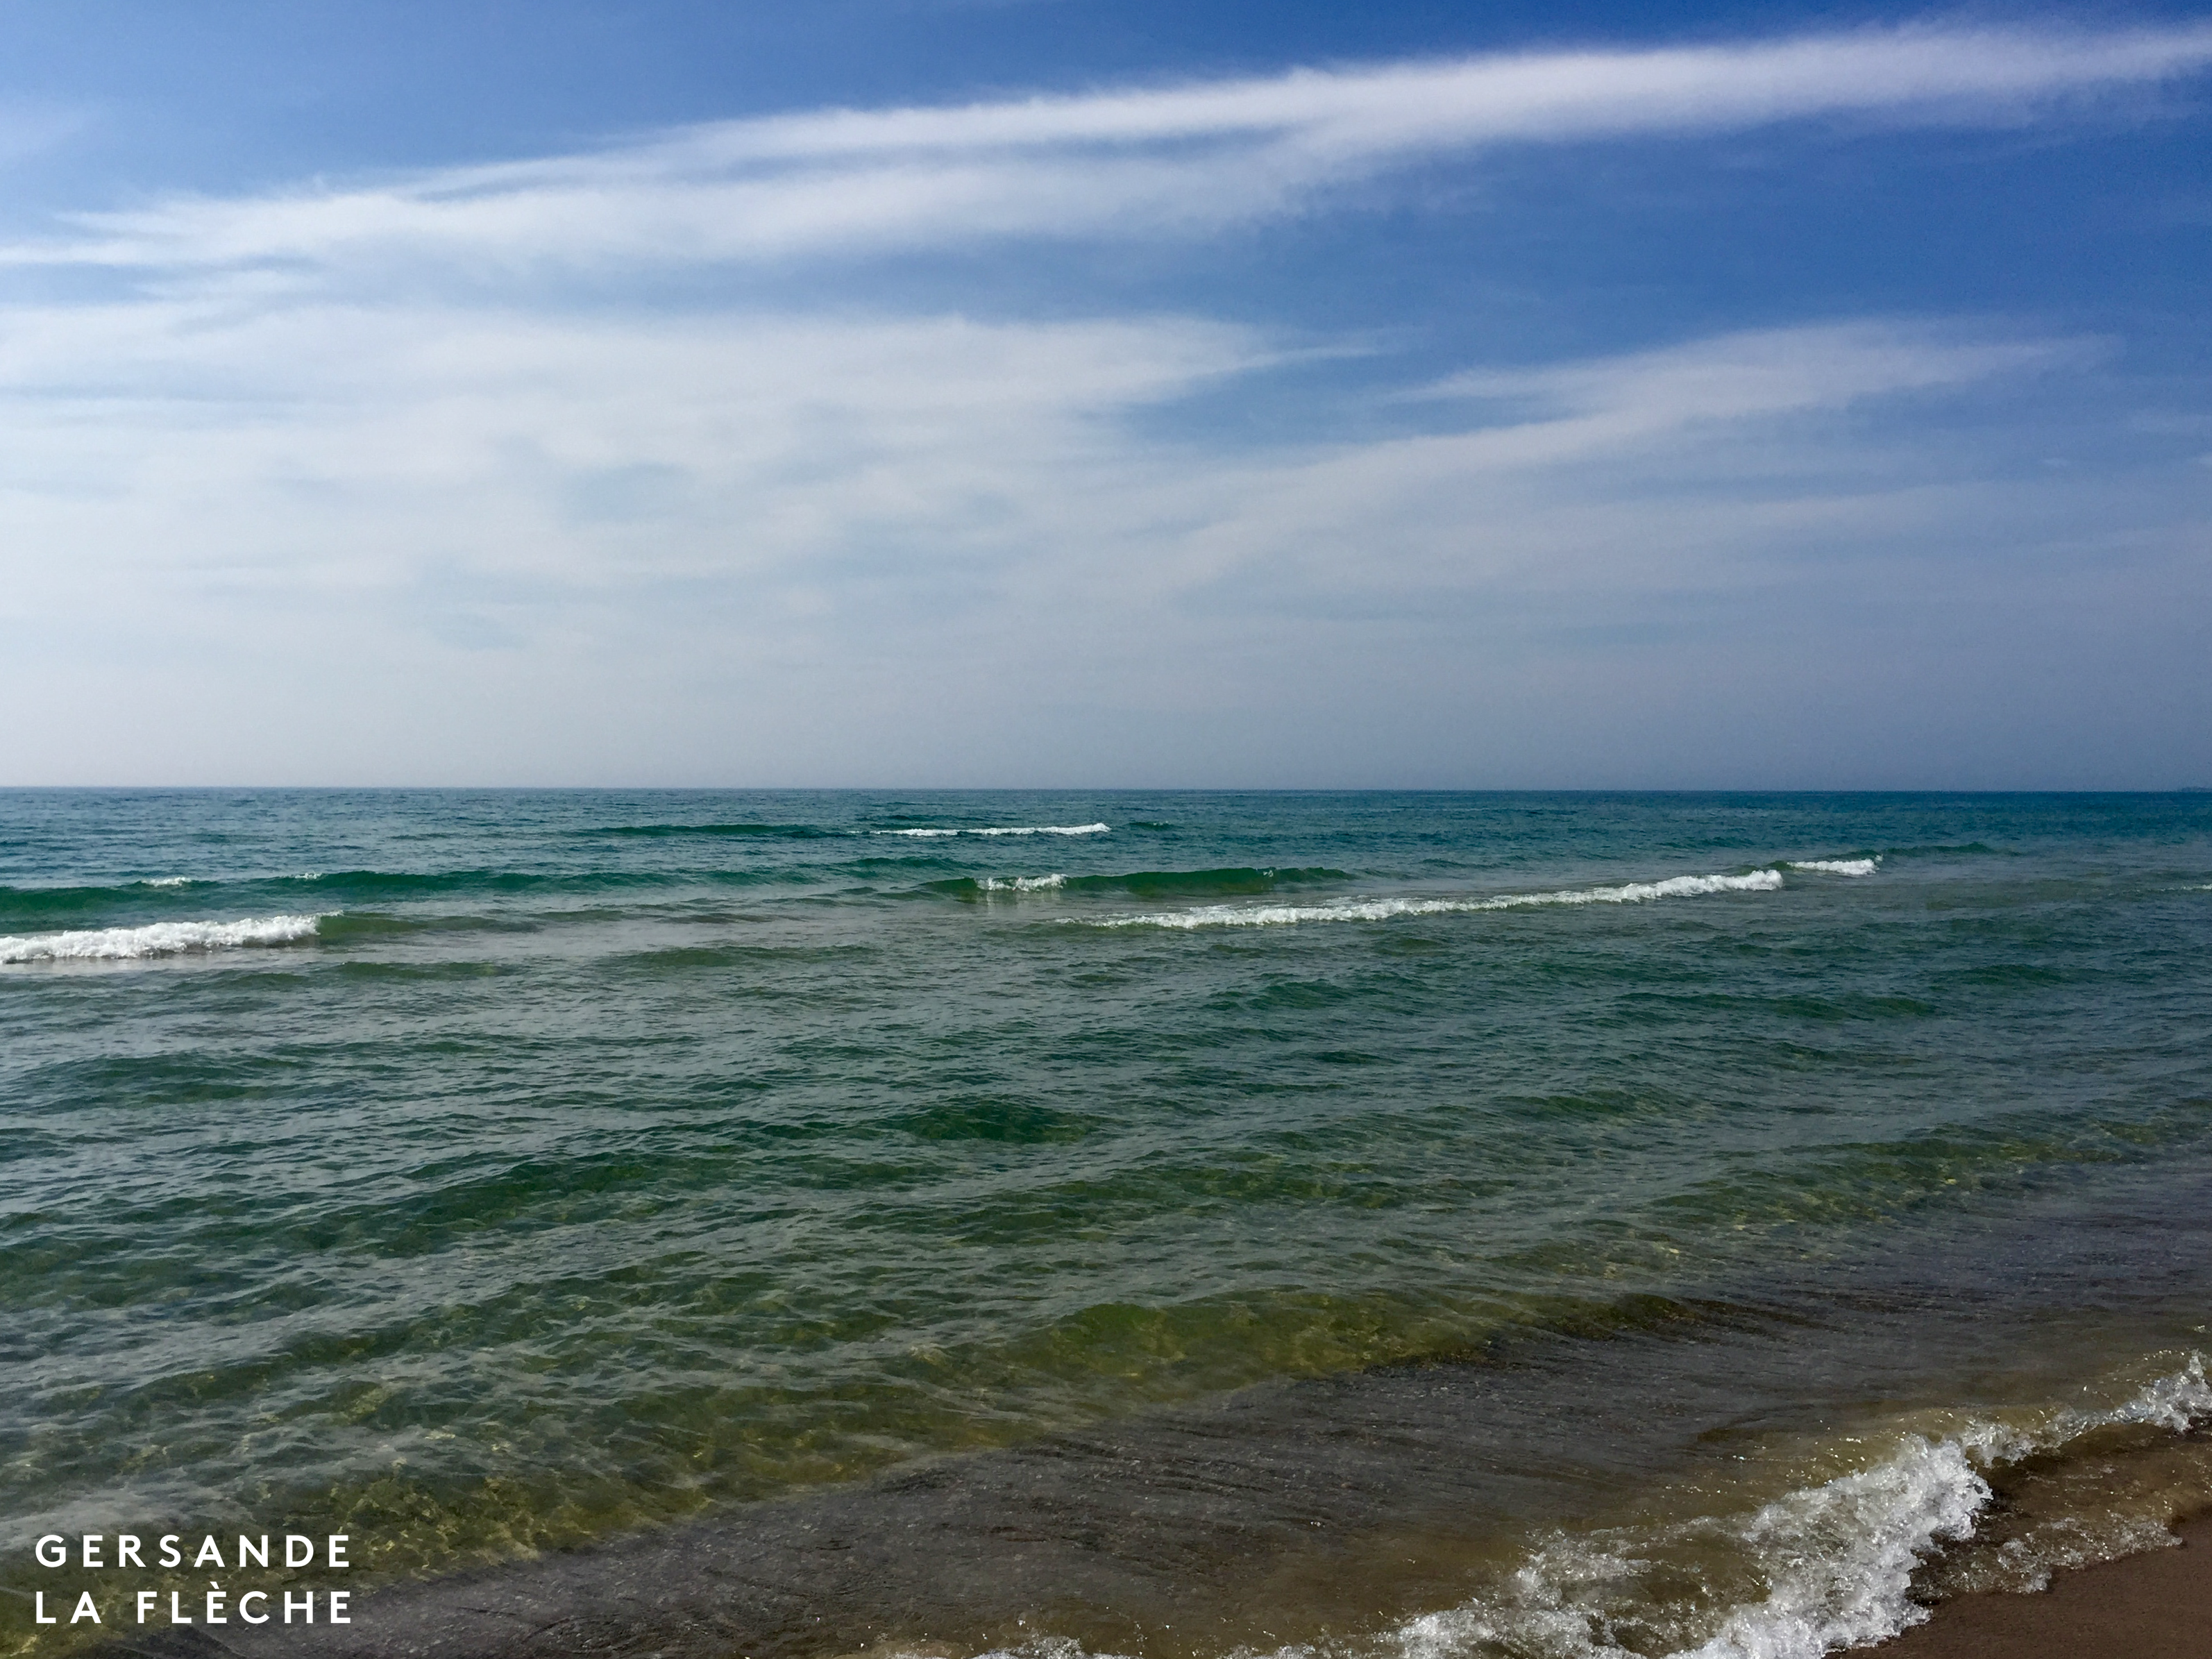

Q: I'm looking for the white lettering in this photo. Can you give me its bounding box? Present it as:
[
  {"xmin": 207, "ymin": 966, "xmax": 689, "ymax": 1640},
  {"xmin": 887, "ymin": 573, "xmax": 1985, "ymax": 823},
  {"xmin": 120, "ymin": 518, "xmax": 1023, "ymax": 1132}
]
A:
[
  {"xmin": 237, "ymin": 1533, "xmax": 269, "ymax": 1567},
  {"xmin": 284, "ymin": 1590, "xmax": 314, "ymax": 1624},
  {"xmin": 70, "ymin": 1592, "xmax": 101, "ymax": 1625},
  {"xmin": 34, "ymin": 1592, "xmax": 55, "ymax": 1625},
  {"xmin": 239, "ymin": 1590, "xmax": 269, "ymax": 1625},
  {"xmin": 169, "ymin": 1590, "xmax": 192, "ymax": 1624},
  {"xmin": 285, "ymin": 1533, "xmax": 314, "ymax": 1568},
  {"xmin": 118, "ymin": 1534, "xmax": 144, "ymax": 1568},
  {"xmin": 328, "ymin": 1534, "xmax": 349, "ymax": 1567},
  {"xmin": 159, "ymin": 1535, "xmax": 182, "ymax": 1568},
  {"xmin": 194, "ymin": 1535, "xmax": 223, "ymax": 1568},
  {"xmin": 137, "ymin": 1591, "xmax": 158, "ymax": 1624},
  {"xmin": 205, "ymin": 1588, "xmax": 227, "ymax": 1624},
  {"xmin": 34, "ymin": 1535, "xmax": 65, "ymax": 1569},
  {"xmin": 80, "ymin": 1535, "xmax": 103, "ymax": 1569},
  {"xmin": 329, "ymin": 1589, "xmax": 351, "ymax": 1624}
]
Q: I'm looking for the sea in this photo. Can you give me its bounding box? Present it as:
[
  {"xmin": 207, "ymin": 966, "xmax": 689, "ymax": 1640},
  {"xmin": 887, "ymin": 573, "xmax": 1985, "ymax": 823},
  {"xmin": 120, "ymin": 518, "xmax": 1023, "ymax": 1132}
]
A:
[{"xmin": 4, "ymin": 789, "xmax": 2211, "ymax": 1659}]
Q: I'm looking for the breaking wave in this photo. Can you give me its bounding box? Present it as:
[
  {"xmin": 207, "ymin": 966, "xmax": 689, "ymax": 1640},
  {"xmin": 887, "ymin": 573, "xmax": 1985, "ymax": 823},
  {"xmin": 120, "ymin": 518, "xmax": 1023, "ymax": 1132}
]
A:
[
  {"xmin": 1083, "ymin": 870, "xmax": 1783, "ymax": 929},
  {"xmin": 0, "ymin": 913, "xmax": 330, "ymax": 963},
  {"xmin": 933, "ymin": 1359, "xmax": 2212, "ymax": 1659},
  {"xmin": 1390, "ymin": 1357, "xmax": 2212, "ymax": 1659},
  {"xmin": 1784, "ymin": 858, "xmax": 1880, "ymax": 877}
]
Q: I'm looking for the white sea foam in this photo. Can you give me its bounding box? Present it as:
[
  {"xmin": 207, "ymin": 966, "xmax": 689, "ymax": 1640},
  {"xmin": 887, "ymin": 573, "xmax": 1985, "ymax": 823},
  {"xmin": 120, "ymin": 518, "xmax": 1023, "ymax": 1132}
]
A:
[
  {"xmin": 1387, "ymin": 1356, "xmax": 2212, "ymax": 1659},
  {"xmin": 1784, "ymin": 858, "xmax": 1880, "ymax": 877},
  {"xmin": 142, "ymin": 876, "xmax": 198, "ymax": 888},
  {"xmin": 900, "ymin": 1363, "xmax": 2212, "ymax": 1659},
  {"xmin": 2063, "ymin": 1351, "xmax": 2212, "ymax": 1435},
  {"xmin": 0, "ymin": 913, "xmax": 328, "ymax": 963},
  {"xmin": 1083, "ymin": 870, "xmax": 1782, "ymax": 929},
  {"xmin": 1390, "ymin": 1436, "xmax": 1989, "ymax": 1659},
  {"xmin": 884, "ymin": 823, "xmax": 1110, "ymax": 838},
  {"xmin": 978, "ymin": 875, "xmax": 1068, "ymax": 892},
  {"xmin": 1682, "ymin": 1438, "xmax": 1990, "ymax": 1658}
]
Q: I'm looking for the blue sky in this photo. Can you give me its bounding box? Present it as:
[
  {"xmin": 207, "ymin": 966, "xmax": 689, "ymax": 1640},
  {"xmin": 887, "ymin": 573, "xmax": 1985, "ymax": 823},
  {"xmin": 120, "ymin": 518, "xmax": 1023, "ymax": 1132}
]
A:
[{"xmin": 3, "ymin": 2, "xmax": 2208, "ymax": 786}]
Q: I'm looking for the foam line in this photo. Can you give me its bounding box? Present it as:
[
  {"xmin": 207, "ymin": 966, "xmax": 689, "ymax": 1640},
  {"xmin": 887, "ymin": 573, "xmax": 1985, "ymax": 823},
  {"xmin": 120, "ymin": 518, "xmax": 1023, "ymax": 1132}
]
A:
[
  {"xmin": 0, "ymin": 913, "xmax": 328, "ymax": 963},
  {"xmin": 1393, "ymin": 1356, "xmax": 2212, "ymax": 1659},
  {"xmin": 1786, "ymin": 859, "xmax": 1881, "ymax": 877},
  {"xmin": 1083, "ymin": 870, "xmax": 1783, "ymax": 929}
]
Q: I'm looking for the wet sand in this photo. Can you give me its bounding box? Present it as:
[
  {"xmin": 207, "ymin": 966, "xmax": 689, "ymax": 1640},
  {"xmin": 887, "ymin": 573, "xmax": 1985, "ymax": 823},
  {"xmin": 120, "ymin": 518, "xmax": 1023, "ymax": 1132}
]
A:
[{"xmin": 1863, "ymin": 1513, "xmax": 2212, "ymax": 1658}]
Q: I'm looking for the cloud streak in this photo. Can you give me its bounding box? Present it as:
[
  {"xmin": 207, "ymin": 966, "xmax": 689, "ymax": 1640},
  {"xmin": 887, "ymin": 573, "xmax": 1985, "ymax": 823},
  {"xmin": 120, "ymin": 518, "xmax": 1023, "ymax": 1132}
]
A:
[
  {"xmin": 1, "ymin": 287, "xmax": 2196, "ymax": 786},
  {"xmin": 9, "ymin": 22, "xmax": 2212, "ymax": 273},
  {"xmin": 1, "ymin": 19, "xmax": 2205, "ymax": 785},
  {"xmin": 0, "ymin": 304, "xmax": 2119, "ymax": 662}
]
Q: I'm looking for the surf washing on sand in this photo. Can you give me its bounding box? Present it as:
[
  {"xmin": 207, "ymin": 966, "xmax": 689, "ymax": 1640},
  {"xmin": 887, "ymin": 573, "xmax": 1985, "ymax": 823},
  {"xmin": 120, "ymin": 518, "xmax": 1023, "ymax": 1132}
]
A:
[{"xmin": 5, "ymin": 789, "xmax": 2211, "ymax": 1659}]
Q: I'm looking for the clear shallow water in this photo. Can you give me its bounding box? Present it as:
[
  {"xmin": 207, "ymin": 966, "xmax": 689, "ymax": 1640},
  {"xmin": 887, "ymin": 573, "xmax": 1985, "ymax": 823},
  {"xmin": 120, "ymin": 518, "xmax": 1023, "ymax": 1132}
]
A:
[{"xmin": 3, "ymin": 791, "xmax": 2211, "ymax": 1658}]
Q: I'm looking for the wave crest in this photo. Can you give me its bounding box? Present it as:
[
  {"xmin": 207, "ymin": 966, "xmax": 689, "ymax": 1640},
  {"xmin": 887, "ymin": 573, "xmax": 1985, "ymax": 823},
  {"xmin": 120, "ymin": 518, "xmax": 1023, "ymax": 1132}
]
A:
[
  {"xmin": 1083, "ymin": 870, "xmax": 1783, "ymax": 929},
  {"xmin": 0, "ymin": 913, "xmax": 328, "ymax": 963},
  {"xmin": 1394, "ymin": 1356, "xmax": 2212, "ymax": 1659}
]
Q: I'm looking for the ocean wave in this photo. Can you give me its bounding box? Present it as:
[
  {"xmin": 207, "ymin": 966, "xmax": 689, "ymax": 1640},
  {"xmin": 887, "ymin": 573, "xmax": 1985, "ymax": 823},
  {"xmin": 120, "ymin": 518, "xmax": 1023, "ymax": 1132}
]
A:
[
  {"xmin": 1394, "ymin": 1437, "xmax": 1989, "ymax": 1659},
  {"xmin": 261, "ymin": 867, "xmax": 753, "ymax": 898},
  {"xmin": 1390, "ymin": 1356, "xmax": 2212, "ymax": 1659},
  {"xmin": 935, "ymin": 867, "xmax": 1348, "ymax": 902},
  {"xmin": 1784, "ymin": 858, "xmax": 1880, "ymax": 877},
  {"xmin": 0, "ymin": 913, "xmax": 329, "ymax": 963},
  {"xmin": 913, "ymin": 1362, "xmax": 2212, "ymax": 1659},
  {"xmin": 883, "ymin": 823, "xmax": 1111, "ymax": 838},
  {"xmin": 0, "ymin": 877, "xmax": 213, "ymax": 923},
  {"xmin": 1081, "ymin": 870, "xmax": 1783, "ymax": 929}
]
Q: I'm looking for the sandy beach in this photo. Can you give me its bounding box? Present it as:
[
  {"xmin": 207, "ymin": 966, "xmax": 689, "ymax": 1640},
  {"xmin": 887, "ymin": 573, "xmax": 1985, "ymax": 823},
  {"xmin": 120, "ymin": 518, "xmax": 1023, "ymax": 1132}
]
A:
[{"xmin": 1861, "ymin": 1513, "xmax": 2212, "ymax": 1658}]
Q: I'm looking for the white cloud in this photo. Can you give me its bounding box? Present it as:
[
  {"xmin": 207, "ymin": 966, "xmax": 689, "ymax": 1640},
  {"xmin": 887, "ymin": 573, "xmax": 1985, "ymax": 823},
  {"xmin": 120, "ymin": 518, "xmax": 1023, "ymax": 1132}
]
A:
[
  {"xmin": 1, "ymin": 22, "xmax": 2206, "ymax": 785},
  {"xmin": 10, "ymin": 296, "xmax": 2193, "ymax": 786},
  {"xmin": 7, "ymin": 22, "xmax": 2210, "ymax": 272},
  {"xmin": 0, "ymin": 303, "xmax": 2056, "ymax": 607}
]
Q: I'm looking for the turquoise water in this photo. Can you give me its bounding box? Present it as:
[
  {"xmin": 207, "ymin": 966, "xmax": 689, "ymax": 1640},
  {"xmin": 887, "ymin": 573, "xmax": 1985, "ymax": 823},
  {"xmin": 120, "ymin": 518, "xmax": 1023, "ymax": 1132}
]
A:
[{"xmin": 5, "ymin": 791, "xmax": 2211, "ymax": 1658}]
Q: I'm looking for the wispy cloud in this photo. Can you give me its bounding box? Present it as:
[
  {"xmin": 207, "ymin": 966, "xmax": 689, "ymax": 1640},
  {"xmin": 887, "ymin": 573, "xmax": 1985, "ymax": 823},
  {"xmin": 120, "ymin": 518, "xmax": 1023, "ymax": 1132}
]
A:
[
  {"xmin": 1, "ymin": 301, "xmax": 2151, "ymax": 754},
  {"xmin": 8, "ymin": 22, "xmax": 2211, "ymax": 273},
  {"xmin": 3, "ymin": 22, "xmax": 2205, "ymax": 784},
  {"xmin": 3, "ymin": 283, "xmax": 2196, "ymax": 784}
]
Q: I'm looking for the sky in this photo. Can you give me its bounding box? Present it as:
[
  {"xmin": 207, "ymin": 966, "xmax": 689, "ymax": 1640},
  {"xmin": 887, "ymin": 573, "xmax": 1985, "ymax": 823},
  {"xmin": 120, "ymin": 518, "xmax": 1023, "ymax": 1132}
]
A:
[{"xmin": 1, "ymin": 1, "xmax": 2208, "ymax": 789}]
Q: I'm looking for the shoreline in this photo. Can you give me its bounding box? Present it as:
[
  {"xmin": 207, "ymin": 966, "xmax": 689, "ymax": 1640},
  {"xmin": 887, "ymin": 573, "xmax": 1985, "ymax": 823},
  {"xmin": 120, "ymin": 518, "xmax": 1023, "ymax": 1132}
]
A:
[{"xmin": 1861, "ymin": 1511, "xmax": 2212, "ymax": 1658}]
